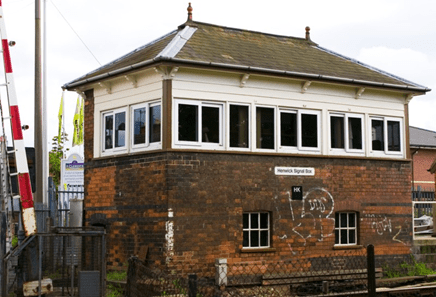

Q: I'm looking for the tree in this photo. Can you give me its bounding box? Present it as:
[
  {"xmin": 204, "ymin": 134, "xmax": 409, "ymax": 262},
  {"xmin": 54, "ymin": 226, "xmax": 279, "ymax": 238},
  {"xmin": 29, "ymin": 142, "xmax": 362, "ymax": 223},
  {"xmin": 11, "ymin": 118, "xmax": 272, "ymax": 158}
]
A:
[{"xmin": 49, "ymin": 132, "xmax": 68, "ymax": 186}]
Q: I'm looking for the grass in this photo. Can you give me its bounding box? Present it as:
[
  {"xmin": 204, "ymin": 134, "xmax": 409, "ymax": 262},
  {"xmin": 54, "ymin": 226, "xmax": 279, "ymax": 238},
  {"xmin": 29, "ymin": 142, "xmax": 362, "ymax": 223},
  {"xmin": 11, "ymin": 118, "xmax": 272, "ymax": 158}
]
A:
[
  {"xmin": 383, "ymin": 255, "xmax": 436, "ymax": 278},
  {"xmin": 106, "ymin": 270, "xmax": 127, "ymax": 297}
]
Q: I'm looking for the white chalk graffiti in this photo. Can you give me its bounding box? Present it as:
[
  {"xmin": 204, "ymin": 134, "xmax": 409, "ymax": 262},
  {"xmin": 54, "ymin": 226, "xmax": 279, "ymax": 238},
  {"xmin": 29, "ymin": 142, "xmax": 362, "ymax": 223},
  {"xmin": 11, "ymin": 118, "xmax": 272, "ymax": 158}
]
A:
[
  {"xmin": 364, "ymin": 214, "xmax": 392, "ymax": 235},
  {"xmin": 165, "ymin": 209, "xmax": 174, "ymax": 263},
  {"xmin": 364, "ymin": 214, "xmax": 408, "ymax": 246},
  {"xmin": 274, "ymin": 187, "xmax": 335, "ymax": 248}
]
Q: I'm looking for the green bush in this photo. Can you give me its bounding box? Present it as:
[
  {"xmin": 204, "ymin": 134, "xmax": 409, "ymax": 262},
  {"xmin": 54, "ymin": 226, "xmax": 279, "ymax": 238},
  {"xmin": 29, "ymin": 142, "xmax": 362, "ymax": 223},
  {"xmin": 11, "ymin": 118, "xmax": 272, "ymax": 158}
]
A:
[{"xmin": 383, "ymin": 255, "xmax": 436, "ymax": 278}]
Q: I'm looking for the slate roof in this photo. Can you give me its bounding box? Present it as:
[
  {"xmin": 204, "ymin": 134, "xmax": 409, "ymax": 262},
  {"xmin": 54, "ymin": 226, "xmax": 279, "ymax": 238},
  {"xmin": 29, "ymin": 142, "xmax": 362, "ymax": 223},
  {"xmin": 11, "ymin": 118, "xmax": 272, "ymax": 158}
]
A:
[
  {"xmin": 410, "ymin": 126, "xmax": 436, "ymax": 148},
  {"xmin": 63, "ymin": 20, "xmax": 431, "ymax": 93}
]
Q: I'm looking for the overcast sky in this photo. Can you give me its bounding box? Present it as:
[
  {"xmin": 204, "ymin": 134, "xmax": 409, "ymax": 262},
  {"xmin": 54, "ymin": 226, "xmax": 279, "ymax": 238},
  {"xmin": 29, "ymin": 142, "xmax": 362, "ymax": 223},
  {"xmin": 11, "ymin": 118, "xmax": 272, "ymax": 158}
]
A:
[{"xmin": 1, "ymin": 0, "xmax": 435, "ymax": 150}]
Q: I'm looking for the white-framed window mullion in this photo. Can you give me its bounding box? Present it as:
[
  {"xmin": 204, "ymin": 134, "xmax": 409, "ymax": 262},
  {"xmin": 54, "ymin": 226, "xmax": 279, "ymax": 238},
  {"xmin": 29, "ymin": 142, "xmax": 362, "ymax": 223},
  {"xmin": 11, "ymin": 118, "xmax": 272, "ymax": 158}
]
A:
[
  {"xmin": 298, "ymin": 109, "xmax": 321, "ymax": 152},
  {"xmin": 345, "ymin": 113, "xmax": 364, "ymax": 154}
]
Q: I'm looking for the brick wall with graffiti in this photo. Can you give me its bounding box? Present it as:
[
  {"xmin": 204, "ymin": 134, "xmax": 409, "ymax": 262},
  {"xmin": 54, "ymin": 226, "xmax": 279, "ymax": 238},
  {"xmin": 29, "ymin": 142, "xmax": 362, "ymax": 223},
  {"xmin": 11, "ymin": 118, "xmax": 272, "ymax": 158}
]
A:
[{"xmin": 83, "ymin": 148, "xmax": 413, "ymax": 272}]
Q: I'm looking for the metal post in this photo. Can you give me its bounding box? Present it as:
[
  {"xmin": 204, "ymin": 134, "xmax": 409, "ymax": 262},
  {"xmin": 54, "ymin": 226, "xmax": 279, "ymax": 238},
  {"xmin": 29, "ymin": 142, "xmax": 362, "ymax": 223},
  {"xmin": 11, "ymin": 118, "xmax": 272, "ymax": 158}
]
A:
[
  {"xmin": 34, "ymin": 0, "xmax": 43, "ymax": 205},
  {"xmin": 17, "ymin": 212, "xmax": 25, "ymax": 297},
  {"xmin": 188, "ymin": 274, "xmax": 197, "ymax": 297},
  {"xmin": 101, "ymin": 234, "xmax": 106, "ymax": 297},
  {"xmin": 38, "ymin": 235, "xmax": 42, "ymax": 297},
  {"xmin": 367, "ymin": 244, "xmax": 376, "ymax": 297}
]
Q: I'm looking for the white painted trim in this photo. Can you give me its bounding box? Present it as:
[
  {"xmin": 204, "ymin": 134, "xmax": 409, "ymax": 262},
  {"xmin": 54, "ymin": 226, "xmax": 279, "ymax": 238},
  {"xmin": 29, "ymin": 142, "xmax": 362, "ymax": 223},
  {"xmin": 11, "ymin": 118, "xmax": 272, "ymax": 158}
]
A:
[
  {"xmin": 101, "ymin": 107, "xmax": 129, "ymax": 156},
  {"xmin": 173, "ymin": 99, "xmax": 225, "ymax": 150}
]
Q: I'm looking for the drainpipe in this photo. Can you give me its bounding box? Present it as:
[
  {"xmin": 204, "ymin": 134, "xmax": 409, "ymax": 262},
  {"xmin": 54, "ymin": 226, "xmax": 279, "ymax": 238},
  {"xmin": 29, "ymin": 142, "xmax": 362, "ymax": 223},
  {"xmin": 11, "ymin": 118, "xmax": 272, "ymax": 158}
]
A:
[{"xmin": 411, "ymin": 148, "xmax": 420, "ymax": 193}]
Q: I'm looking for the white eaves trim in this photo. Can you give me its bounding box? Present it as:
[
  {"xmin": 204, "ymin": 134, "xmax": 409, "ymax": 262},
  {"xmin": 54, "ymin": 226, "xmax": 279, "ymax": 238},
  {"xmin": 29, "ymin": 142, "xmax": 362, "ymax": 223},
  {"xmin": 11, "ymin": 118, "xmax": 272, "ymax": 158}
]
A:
[{"xmin": 157, "ymin": 26, "xmax": 197, "ymax": 58}]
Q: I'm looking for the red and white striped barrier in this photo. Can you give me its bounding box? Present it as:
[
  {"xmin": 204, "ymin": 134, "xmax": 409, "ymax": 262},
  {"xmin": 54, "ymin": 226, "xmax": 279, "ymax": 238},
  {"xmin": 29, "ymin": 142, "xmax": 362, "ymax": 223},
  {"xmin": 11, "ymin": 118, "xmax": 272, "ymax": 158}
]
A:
[{"xmin": 0, "ymin": 1, "xmax": 37, "ymax": 236}]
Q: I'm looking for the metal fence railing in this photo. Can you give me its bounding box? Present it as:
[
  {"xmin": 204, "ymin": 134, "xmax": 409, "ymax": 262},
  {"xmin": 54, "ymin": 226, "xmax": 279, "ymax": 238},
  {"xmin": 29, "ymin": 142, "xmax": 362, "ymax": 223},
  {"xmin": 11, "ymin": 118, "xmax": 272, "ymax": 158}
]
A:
[
  {"xmin": 2, "ymin": 227, "xmax": 106, "ymax": 296},
  {"xmin": 49, "ymin": 184, "xmax": 84, "ymax": 227},
  {"xmin": 125, "ymin": 246, "xmax": 381, "ymax": 297},
  {"xmin": 412, "ymin": 187, "xmax": 435, "ymax": 238}
]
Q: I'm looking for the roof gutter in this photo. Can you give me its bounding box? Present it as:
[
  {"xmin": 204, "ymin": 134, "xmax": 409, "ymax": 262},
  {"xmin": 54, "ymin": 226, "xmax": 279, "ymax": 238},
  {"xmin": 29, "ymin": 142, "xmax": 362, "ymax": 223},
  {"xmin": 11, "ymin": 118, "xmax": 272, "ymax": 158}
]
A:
[{"xmin": 62, "ymin": 57, "xmax": 432, "ymax": 93}]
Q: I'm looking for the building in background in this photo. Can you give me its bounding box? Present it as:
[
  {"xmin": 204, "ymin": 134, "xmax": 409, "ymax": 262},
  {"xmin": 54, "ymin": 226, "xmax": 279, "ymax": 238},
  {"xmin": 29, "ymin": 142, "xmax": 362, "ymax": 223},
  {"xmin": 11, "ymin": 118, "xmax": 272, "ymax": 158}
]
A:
[{"xmin": 410, "ymin": 126, "xmax": 436, "ymax": 192}]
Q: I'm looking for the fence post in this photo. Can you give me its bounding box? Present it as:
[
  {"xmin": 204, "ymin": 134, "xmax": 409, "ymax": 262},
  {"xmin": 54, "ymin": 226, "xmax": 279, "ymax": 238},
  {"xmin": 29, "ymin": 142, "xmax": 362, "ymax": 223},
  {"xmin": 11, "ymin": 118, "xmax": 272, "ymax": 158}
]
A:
[
  {"xmin": 367, "ymin": 244, "xmax": 376, "ymax": 297},
  {"xmin": 188, "ymin": 274, "xmax": 197, "ymax": 297},
  {"xmin": 125, "ymin": 256, "xmax": 138, "ymax": 297},
  {"xmin": 215, "ymin": 258, "xmax": 227, "ymax": 287}
]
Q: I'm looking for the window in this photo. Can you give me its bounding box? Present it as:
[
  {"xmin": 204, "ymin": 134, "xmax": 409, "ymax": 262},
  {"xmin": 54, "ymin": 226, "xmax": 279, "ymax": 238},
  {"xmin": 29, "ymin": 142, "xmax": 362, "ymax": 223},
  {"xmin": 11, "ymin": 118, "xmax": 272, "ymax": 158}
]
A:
[
  {"xmin": 102, "ymin": 108, "xmax": 127, "ymax": 153},
  {"xmin": 330, "ymin": 113, "xmax": 364, "ymax": 153},
  {"xmin": 256, "ymin": 107, "xmax": 275, "ymax": 150},
  {"xmin": 370, "ymin": 117, "xmax": 402, "ymax": 155},
  {"xmin": 131, "ymin": 102, "xmax": 161, "ymax": 149},
  {"xmin": 335, "ymin": 212, "xmax": 357, "ymax": 245},
  {"xmin": 243, "ymin": 212, "xmax": 270, "ymax": 248},
  {"xmin": 279, "ymin": 109, "xmax": 320, "ymax": 152},
  {"xmin": 175, "ymin": 100, "xmax": 223, "ymax": 147},
  {"xmin": 229, "ymin": 104, "xmax": 249, "ymax": 149}
]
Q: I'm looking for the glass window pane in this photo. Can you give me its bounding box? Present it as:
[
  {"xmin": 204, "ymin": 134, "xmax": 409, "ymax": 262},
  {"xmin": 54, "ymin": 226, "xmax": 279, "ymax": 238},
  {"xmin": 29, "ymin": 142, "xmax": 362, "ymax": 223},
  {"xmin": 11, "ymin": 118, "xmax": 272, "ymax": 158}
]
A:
[
  {"xmin": 243, "ymin": 231, "xmax": 249, "ymax": 247},
  {"xmin": 371, "ymin": 119, "xmax": 384, "ymax": 151},
  {"xmin": 348, "ymin": 117, "xmax": 362, "ymax": 150},
  {"xmin": 260, "ymin": 231, "xmax": 269, "ymax": 247},
  {"xmin": 250, "ymin": 231, "xmax": 259, "ymax": 247},
  {"xmin": 105, "ymin": 115, "xmax": 113, "ymax": 150},
  {"xmin": 335, "ymin": 230, "xmax": 339, "ymax": 244},
  {"xmin": 202, "ymin": 106, "xmax": 220, "ymax": 143},
  {"xmin": 133, "ymin": 108, "xmax": 146, "ymax": 145},
  {"xmin": 178, "ymin": 104, "xmax": 198, "ymax": 142},
  {"xmin": 256, "ymin": 107, "xmax": 275, "ymax": 149},
  {"xmin": 243, "ymin": 213, "xmax": 249, "ymax": 229},
  {"xmin": 387, "ymin": 120, "xmax": 400, "ymax": 151},
  {"xmin": 335, "ymin": 213, "xmax": 339, "ymax": 228},
  {"xmin": 280, "ymin": 112, "xmax": 297, "ymax": 147},
  {"xmin": 349, "ymin": 213, "xmax": 356, "ymax": 228},
  {"xmin": 149, "ymin": 105, "xmax": 161, "ymax": 143},
  {"xmin": 331, "ymin": 116, "xmax": 344, "ymax": 149},
  {"xmin": 250, "ymin": 213, "xmax": 259, "ymax": 228},
  {"xmin": 301, "ymin": 114, "xmax": 318, "ymax": 148},
  {"xmin": 340, "ymin": 213, "xmax": 347, "ymax": 228},
  {"xmin": 115, "ymin": 112, "xmax": 126, "ymax": 148},
  {"xmin": 260, "ymin": 213, "xmax": 269, "ymax": 229},
  {"xmin": 230, "ymin": 105, "xmax": 249, "ymax": 148},
  {"xmin": 340, "ymin": 230, "xmax": 347, "ymax": 244},
  {"xmin": 349, "ymin": 230, "xmax": 356, "ymax": 244}
]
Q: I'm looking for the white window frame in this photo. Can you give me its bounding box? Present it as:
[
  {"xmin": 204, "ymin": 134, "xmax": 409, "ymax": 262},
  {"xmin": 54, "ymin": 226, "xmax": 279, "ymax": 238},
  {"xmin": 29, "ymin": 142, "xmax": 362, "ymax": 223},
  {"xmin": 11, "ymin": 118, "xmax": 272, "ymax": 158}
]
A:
[
  {"xmin": 329, "ymin": 112, "xmax": 365, "ymax": 155},
  {"xmin": 255, "ymin": 105, "xmax": 276, "ymax": 152},
  {"xmin": 173, "ymin": 99, "xmax": 224, "ymax": 149},
  {"xmin": 243, "ymin": 212, "xmax": 270, "ymax": 249},
  {"xmin": 335, "ymin": 212, "xmax": 357, "ymax": 246},
  {"xmin": 227, "ymin": 102, "xmax": 251, "ymax": 151},
  {"xmin": 278, "ymin": 109, "xmax": 321, "ymax": 153},
  {"xmin": 101, "ymin": 107, "xmax": 128, "ymax": 155},
  {"xmin": 369, "ymin": 116, "xmax": 403, "ymax": 157},
  {"xmin": 130, "ymin": 101, "xmax": 162, "ymax": 152}
]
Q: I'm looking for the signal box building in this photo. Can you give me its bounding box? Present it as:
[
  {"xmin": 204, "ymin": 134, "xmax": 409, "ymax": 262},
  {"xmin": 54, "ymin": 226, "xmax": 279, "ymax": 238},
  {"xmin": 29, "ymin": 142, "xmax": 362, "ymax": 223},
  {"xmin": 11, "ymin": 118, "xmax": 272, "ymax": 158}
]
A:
[{"xmin": 63, "ymin": 9, "xmax": 430, "ymax": 273}]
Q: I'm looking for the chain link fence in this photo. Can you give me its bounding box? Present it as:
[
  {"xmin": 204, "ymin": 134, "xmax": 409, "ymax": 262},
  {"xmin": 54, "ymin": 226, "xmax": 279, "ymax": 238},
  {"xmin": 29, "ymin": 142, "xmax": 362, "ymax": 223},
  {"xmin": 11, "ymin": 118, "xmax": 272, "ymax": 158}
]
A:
[{"xmin": 125, "ymin": 246, "xmax": 380, "ymax": 297}]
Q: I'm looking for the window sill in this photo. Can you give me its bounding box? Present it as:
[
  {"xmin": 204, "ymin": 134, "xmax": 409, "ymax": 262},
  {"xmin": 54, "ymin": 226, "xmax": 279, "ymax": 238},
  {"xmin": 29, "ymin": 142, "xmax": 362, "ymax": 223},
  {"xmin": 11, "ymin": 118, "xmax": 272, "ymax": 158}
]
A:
[
  {"xmin": 333, "ymin": 244, "xmax": 364, "ymax": 250},
  {"xmin": 241, "ymin": 248, "xmax": 276, "ymax": 253}
]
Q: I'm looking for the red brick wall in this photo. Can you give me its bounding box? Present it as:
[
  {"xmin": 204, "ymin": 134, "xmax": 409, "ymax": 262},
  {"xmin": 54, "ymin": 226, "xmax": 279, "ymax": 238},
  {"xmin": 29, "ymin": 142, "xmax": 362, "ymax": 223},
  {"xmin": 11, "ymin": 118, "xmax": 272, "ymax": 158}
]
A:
[
  {"xmin": 412, "ymin": 148, "xmax": 436, "ymax": 191},
  {"xmin": 83, "ymin": 151, "xmax": 413, "ymax": 271},
  {"xmin": 165, "ymin": 153, "xmax": 412, "ymax": 275}
]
